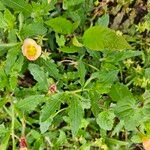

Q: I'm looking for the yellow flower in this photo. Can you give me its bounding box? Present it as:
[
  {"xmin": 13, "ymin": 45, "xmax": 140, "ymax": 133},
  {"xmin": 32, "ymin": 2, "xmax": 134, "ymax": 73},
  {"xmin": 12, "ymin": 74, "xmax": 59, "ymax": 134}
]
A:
[{"xmin": 22, "ymin": 38, "xmax": 41, "ymax": 61}]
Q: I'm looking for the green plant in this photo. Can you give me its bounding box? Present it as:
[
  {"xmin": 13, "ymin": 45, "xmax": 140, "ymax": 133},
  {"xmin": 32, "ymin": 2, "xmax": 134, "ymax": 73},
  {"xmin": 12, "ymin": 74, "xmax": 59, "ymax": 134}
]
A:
[{"xmin": 0, "ymin": 0, "xmax": 150, "ymax": 150}]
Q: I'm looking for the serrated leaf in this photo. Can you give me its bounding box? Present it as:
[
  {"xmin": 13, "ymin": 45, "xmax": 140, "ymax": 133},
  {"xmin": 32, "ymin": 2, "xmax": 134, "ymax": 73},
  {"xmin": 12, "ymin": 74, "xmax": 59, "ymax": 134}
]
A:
[
  {"xmin": 115, "ymin": 99, "xmax": 143, "ymax": 130},
  {"xmin": 1, "ymin": 0, "xmax": 32, "ymax": 17},
  {"xmin": 106, "ymin": 50, "xmax": 142, "ymax": 62},
  {"xmin": 90, "ymin": 91, "xmax": 102, "ymax": 116},
  {"xmin": 21, "ymin": 23, "xmax": 47, "ymax": 37},
  {"xmin": 45, "ymin": 17, "xmax": 75, "ymax": 34},
  {"xmin": 96, "ymin": 110, "xmax": 115, "ymax": 131},
  {"xmin": 77, "ymin": 60, "xmax": 86, "ymax": 86},
  {"xmin": 0, "ymin": 68, "xmax": 8, "ymax": 90},
  {"xmin": 41, "ymin": 94, "xmax": 62, "ymax": 122},
  {"xmin": 83, "ymin": 26, "xmax": 131, "ymax": 51},
  {"xmin": 5, "ymin": 48, "xmax": 20, "ymax": 75},
  {"xmin": 28, "ymin": 64, "xmax": 48, "ymax": 91},
  {"xmin": 68, "ymin": 97, "xmax": 84, "ymax": 136},
  {"xmin": 92, "ymin": 70, "xmax": 118, "ymax": 94},
  {"xmin": 0, "ymin": 131, "xmax": 10, "ymax": 150},
  {"xmin": 40, "ymin": 58, "xmax": 60, "ymax": 79},
  {"xmin": 17, "ymin": 95, "xmax": 45, "ymax": 112},
  {"xmin": 40, "ymin": 117, "xmax": 53, "ymax": 134},
  {"xmin": 143, "ymin": 91, "xmax": 150, "ymax": 118},
  {"xmin": 109, "ymin": 83, "xmax": 134, "ymax": 102}
]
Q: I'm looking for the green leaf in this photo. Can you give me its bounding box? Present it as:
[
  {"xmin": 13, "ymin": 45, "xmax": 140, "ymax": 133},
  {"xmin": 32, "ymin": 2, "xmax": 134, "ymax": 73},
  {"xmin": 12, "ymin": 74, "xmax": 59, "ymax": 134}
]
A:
[
  {"xmin": 92, "ymin": 70, "xmax": 118, "ymax": 94},
  {"xmin": 72, "ymin": 36, "xmax": 83, "ymax": 47},
  {"xmin": 143, "ymin": 91, "xmax": 150, "ymax": 118},
  {"xmin": 56, "ymin": 34, "xmax": 66, "ymax": 47},
  {"xmin": 90, "ymin": 91, "xmax": 102, "ymax": 116},
  {"xmin": 9, "ymin": 71, "xmax": 18, "ymax": 91},
  {"xmin": 0, "ymin": 131, "xmax": 10, "ymax": 150},
  {"xmin": 83, "ymin": 26, "xmax": 131, "ymax": 51},
  {"xmin": 63, "ymin": 0, "xmax": 85, "ymax": 10},
  {"xmin": 77, "ymin": 60, "xmax": 86, "ymax": 86},
  {"xmin": 109, "ymin": 83, "xmax": 134, "ymax": 102},
  {"xmin": 45, "ymin": 17, "xmax": 75, "ymax": 34},
  {"xmin": 40, "ymin": 117, "xmax": 53, "ymax": 134},
  {"xmin": 106, "ymin": 50, "xmax": 142, "ymax": 62},
  {"xmin": 96, "ymin": 110, "xmax": 115, "ymax": 131},
  {"xmin": 115, "ymin": 99, "xmax": 143, "ymax": 130},
  {"xmin": 68, "ymin": 97, "xmax": 84, "ymax": 136},
  {"xmin": 4, "ymin": 9, "xmax": 15, "ymax": 29},
  {"xmin": 41, "ymin": 94, "xmax": 62, "ymax": 122},
  {"xmin": 0, "ymin": 42, "xmax": 19, "ymax": 48},
  {"xmin": 40, "ymin": 58, "xmax": 60, "ymax": 79},
  {"xmin": 0, "ymin": 1, "xmax": 5, "ymax": 10},
  {"xmin": 17, "ymin": 95, "xmax": 45, "ymax": 112},
  {"xmin": 96, "ymin": 14, "xmax": 109, "ymax": 27},
  {"xmin": 0, "ymin": 124, "xmax": 8, "ymax": 136},
  {"xmin": 112, "ymin": 120, "xmax": 124, "ymax": 136},
  {"xmin": 59, "ymin": 46, "xmax": 80, "ymax": 53},
  {"xmin": 1, "ymin": 0, "xmax": 32, "ymax": 16},
  {"xmin": 0, "ymin": 68, "xmax": 8, "ymax": 91},
  {"xmin": 21, "ymin": 22, "xmax": 47, "ymax": 37},
  {"xmin": 5, "ymin": 48, "xmax": 20, "ymax": 74},
  {"xmin": 28, "ymin": 64, "xmax": 48, "ymax": 91},
  {"xmin": 0, "ymin": 12, "xmax": 7, "ymax": 29}
]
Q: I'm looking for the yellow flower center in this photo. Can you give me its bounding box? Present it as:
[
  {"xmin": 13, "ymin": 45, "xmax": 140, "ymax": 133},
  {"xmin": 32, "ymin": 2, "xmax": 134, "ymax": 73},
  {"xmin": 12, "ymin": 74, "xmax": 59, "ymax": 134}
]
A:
[{"xmin": 26, "ymin": 45, "xmax": 36, "ymax": 57}]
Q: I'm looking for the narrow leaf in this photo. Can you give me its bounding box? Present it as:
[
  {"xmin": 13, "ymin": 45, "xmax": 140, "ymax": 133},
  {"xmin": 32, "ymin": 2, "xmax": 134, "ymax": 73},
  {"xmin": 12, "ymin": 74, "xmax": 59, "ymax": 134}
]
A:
[
  {"xmin": 28, "ymin": 64, "xmax": 48, "ymax": 91},
  {"xmin": 68, "ymin": 97, "xmax": 84, "ymax": 136},
  {"xmin": 17, "ymin": 95, "xmax": 45, "ymax": 112}
]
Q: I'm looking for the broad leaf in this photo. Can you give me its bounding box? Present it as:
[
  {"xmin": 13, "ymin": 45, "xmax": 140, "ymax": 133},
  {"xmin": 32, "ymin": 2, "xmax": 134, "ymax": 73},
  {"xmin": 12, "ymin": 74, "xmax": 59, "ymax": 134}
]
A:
[
  {"xmin": 96, "ymin": 110, "xmax": 115, "ymax": 131},
  {"xmin": 83, "ymin": 26, "xmax": 131, "ymax": 51},
  {"xmin": 45, "ymin": 17, "xmax": 76, "ymax": 34},
  {"xmin": 1, "ymin": 0, "xmax": 32, "ymax": 17},
  {"xmin": 115, "ymin": 100, "xmax": 143, "ymax": 131},
  {"xmin": 109, "ymin": 83, "xmax": 134, "ymax": 102},
  {"xmin": 40, "ymin": 94, "xmax": 62, "ymax": 122},
  {"xmin": 21, "ymin": 23, "xmax": 47, "ymax": 37}
]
